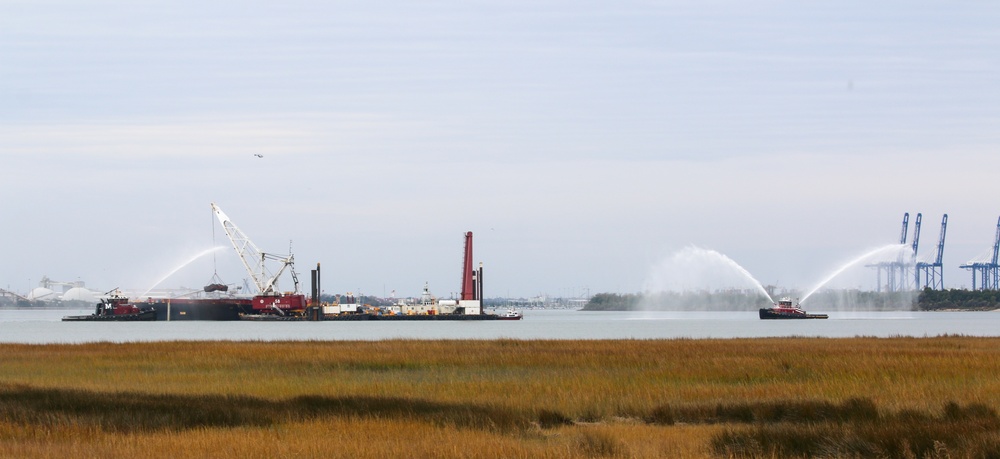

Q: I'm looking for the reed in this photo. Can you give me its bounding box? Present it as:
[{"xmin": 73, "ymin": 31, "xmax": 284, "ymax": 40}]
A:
[{"xmin": 1, "ymin": 337, "xmax": 999, "ymax": 458}]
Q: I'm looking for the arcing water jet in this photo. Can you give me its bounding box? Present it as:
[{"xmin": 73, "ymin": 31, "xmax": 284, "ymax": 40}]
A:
[
  {"xmin": 140, "ymin": 246, "xmax": 226, "ymax": 297},
  {"xmin": 800, "ymin": 244, "xmax": 911, "ymax": 304},
  {"xmin": 644, "ymin": 246, "xmax": 774, "ymax": 304}
]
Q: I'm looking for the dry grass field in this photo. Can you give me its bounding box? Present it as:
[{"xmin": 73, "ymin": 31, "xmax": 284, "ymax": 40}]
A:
[{"xmin": 1, "ymin": 337, "xmax": 999, "ymax": 458}]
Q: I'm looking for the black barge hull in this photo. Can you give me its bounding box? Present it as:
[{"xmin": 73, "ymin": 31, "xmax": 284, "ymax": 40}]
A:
[
  {"xmin": 241, "ymin": 313, "xmax": 503, "ymax": 321},
  {"xmin": 143, "ymin": 298, "xmax": 254, "ymax": 321},
  {"xmin": 62, "ymin": 309, "xmax": 157, "ymax": 322}
]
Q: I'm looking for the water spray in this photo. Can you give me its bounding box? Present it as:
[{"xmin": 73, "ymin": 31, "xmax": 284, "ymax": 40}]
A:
[
  {"xmin": 140, "ymin": 246, "xmax": 226, "ymax": 297},
  {"xmin": 800, "ymin": 244, "xmax": 910, "ymax": 304},
  {"xmin": 645, "ymin": 246, "xmax": 774, "ymax": 304}
]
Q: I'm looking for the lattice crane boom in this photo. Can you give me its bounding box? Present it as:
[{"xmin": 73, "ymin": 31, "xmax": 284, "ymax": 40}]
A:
[
  {"xmin": 934, "ymin": 214, "xmax": 948, "ymax": 265},
  {"xmin": 899, "ymin": 212, "xmax": 910, "ymax": 245},
  {"xmin": 992, "ymin": 216, "xmax": 1000, "ymax": 266},
  {"xmin": 211, "ymin": 202, "xmax": 298, "ymax": 296}
]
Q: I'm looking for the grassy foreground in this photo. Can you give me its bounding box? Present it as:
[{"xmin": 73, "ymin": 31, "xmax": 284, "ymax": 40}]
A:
[{"xmin": 1, "ymin": 337, "xmax": 1000, "ymax": 458}]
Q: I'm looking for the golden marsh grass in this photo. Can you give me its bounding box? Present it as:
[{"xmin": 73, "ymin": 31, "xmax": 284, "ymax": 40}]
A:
[{"xmin": 1, "ymin": 337, "xmax": 999, "ymax": 457}]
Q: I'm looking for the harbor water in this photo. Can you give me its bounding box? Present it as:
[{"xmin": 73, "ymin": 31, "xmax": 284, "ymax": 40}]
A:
[{"xmin": 1, "ymin": 308, "xmax": 999, "ymax": 343}]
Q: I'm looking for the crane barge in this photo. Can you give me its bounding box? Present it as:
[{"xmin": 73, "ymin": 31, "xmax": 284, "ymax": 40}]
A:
[
  {"xmin": 62, "ymin": 203, "xmax": 302, "ymax": 322},
  {"xmin": 64, "ymin": 204, "xmax": 516, "ymax": 321},
  {"xmin": 211, "ymin": 202, "xmax": 308, "ymax": 317}
]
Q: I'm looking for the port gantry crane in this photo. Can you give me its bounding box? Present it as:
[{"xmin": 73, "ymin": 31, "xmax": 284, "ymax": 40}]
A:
[
  {"xmin": 211, "ymin": 202, "xmax": 305, "ymax": 314},
  {"xmin": 907, "ymin": 213, "xmax": 922, "ymax": 290},
  {"xmin": 960, "ymin": 216, "xmax": 1000, "ymax": 291},
  {"xmin": 870, "ymin": 212, "xmax": 919, "ymax": 292},
  {"xmin": 915, "ymin": 214, "xmax": 948, "ymax": 290}
]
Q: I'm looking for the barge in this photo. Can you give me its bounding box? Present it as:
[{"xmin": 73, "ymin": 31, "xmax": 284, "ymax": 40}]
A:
[
  {"xmin": 241, "ymin": 312, "xmax": 504, "ymax": 321},
  {"xmin": 62, "ymin": 289, "xmax": 255, "ymax": 321},
  {"xmin": 142, "ymin": 296, "xmax": 253, "ymax": 320},
  {"xmin": 64, "ymin": 204, "xmax": 514, "ymax": 324}
]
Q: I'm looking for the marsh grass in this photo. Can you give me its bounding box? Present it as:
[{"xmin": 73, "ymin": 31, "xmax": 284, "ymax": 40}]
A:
[
  {"xmin": 711, "ymin": 401, "xmax": 1000, "ymax": 458},
  {"xmin": 649, "ymin": 397, "xmax": 881, "ymax": 425},
  {"xmin": 1, "ymin": 337, "xmax": 1000, "ymax": 457},
  {"xmin": 0, "ymin": 384, "xmax": 527, "ymax": 433}
]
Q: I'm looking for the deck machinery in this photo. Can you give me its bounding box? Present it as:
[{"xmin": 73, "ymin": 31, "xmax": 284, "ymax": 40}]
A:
[{"xmin": 211, "ymin": 203, "xmax": 307, "ymax": 315}]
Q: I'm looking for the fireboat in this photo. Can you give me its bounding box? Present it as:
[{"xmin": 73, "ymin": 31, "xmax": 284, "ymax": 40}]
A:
[
  {"xmin": 62, "ymin": 290, "xmax": 157, "ymax": 321},
  {"xmin": 758, "ymin": 298, "xmax": 828, "ymax": 320}
]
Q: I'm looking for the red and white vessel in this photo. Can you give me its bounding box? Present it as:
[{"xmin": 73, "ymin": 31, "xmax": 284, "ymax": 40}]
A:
[
  {"xmin": 62, "ymin": 290, "xmax": 157, "ymax": 321},
  {"xmin": 497, "ymin": 309, "xmax": 523, "ymax": 320},
  {"xmin": 212, "ymin": 203, "xmax": 308, "ymax": 317},
  {"xmin": 758, "ymin": 298, "xmax": 828, "ymax": 320}
]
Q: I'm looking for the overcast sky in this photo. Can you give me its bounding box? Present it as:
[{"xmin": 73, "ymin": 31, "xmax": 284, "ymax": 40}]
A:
[{"xmin": 2, "ymin": 1, "xmax": 999, "ymax": 299}]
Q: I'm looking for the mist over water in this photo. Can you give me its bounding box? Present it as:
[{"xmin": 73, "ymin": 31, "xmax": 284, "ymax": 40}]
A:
[
  {"xmin": 799, "ymin": 289, "xmax": 918, "ymax": 312},
  {"xmin": 639, "ymin": 244, "xmax": 920, "ymax": 312},
  {"xmin": 641, "ymin": 246, "xmax": 774, "ymax": 310},
  {"xmin": 799, "ymin": 244, "xmax": 917, "ymax": 311},
  {"xmin": 801, "ymin": 244, "xmax": 911, "ymax": 302}
]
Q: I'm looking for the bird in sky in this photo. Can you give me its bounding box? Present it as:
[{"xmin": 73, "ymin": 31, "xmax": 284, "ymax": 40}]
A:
[{"xmin": 253, "ymin": 154, "xmax": 263, "ymax": 158}]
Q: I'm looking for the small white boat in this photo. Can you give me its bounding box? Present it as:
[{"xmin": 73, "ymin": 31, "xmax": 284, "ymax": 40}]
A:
[{"xmin": 497, "ymin": 309, "xmax": 523, "ymax": 320}]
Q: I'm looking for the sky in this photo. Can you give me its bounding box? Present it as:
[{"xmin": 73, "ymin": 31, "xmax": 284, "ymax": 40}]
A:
[{"xmin": 2, "ymin": 1, "xmax": 999, "ymax": 299}]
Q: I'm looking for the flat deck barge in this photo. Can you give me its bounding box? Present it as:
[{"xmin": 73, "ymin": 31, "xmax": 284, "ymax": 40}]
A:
[{"xmin": 240, "ymin": 313, "xmax": 503, "ymax": 321}]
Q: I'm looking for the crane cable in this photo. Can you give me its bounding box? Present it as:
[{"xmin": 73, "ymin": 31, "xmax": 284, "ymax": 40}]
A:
[{"xmin": 211, "ymin": 205, "xmax": 223, "ymax": 285}]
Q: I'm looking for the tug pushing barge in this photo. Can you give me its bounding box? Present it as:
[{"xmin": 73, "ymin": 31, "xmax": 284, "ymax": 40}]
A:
[
  {"xmin": 65, "ymin": 203, "xmax": 516, "ymax": 321},
  {"xmin": 63, "ymin": 291, "xmax": 251, "ymax": 321}
]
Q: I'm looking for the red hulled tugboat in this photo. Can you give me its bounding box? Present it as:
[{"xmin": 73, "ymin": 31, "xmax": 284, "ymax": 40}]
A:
[
  {"xmin": 62, "ymin": 290, "xmax": 157, "ymax": 321},
  {"xmin": 758, "ymin": 298, "xmax": 828, "ymax": 320}
]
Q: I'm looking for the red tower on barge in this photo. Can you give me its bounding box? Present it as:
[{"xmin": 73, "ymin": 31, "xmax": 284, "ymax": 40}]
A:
[
  {"xmin": 461, "ymin": 232, "xmax": 475, "ymax": 301},
  {"xmin": 458, "ymin": 231, "xmax": 484, "ymax": 314}
]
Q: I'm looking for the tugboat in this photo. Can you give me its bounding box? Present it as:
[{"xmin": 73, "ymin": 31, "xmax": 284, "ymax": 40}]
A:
[
  {"xmin": 759, "ymin": 298, "xmax": 828, "ymax": 320},
  {"xmin": 62, "ymin": 290, "xmax": 157, "ymax": 321}
]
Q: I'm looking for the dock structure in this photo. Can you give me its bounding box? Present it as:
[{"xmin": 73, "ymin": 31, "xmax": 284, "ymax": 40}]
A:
[
  {"xmin": 915, "ymin": 214, "xmax": 948, "ymax": 290},
  {"xmin": 867, "ymin": 212, "xmax": 949, "ymax": 292},
  {"xmin": 868, "ymin": 213, "xmax": 920, "ymax": 292},
  {"xmin": 960, "ymin": 216, "xmax": 1000, "ymax": 291}
]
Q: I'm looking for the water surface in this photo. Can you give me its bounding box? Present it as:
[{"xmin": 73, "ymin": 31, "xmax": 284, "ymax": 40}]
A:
[{"xmin": 1, "ymin": 308, "xmax": 998, "ymax": 343}]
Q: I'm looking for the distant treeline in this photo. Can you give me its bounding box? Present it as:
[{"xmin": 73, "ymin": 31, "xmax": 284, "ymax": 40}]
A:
[
  {"xmin": 916, "ymin": 288, "xmax": 1000, "ymax": 311},
  {"xmin": 581, "ymin": 293, "xmax": 640, "ymax": 310},
  {"xmin": 583, "ymin": 289, "xmax": 1000, "ymax": 311},
  {"xmin": 583, "ymin": 292, "xmax": 766, "ymax": 311}
]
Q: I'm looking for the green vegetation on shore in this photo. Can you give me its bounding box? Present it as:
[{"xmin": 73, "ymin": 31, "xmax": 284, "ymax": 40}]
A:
[
  {"xmin": 582, "ymin": 288, "xmax": 1000, "ymax": 311},
  {"xmin": 916, "ymin": 288, "xmax": 1000, "ymax": 310},
  {"xmin": 2, "ymin": 338, "xmax": 1000, "ymax": 458}
]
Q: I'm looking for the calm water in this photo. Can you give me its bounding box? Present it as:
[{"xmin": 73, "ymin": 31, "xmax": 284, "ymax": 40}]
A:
[{"xmin": 1, "ymin": 308, "xmax": 999, "ymax": 343}]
